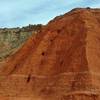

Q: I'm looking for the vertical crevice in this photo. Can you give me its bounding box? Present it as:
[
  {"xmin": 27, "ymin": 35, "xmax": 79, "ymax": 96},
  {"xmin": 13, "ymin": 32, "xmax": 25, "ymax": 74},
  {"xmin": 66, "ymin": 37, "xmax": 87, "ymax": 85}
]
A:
[{"xmin": 27, "ymin": 74, "xmax": 31, "ymax": 83}]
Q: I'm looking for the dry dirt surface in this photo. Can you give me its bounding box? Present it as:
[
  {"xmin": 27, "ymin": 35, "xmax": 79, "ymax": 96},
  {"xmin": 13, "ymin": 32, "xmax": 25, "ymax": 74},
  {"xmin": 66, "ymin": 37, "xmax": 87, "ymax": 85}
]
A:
[{"xmin": 0, "ymin": 8, "xmax": 100, "ymax": 100}]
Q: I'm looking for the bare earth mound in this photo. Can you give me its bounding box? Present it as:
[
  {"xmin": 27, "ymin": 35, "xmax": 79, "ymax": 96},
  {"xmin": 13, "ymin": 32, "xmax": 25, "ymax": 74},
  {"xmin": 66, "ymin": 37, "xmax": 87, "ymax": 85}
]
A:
[{"xmin": 0, "ymin": 8, "xmax": 100, "ymax": 100}]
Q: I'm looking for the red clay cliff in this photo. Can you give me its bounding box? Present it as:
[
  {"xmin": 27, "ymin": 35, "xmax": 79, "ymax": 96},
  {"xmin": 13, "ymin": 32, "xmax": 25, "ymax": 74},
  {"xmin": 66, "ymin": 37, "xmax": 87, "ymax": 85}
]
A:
[{"xmin": 0, "ymin": 8, "xmax": 100, "ymax": 100}]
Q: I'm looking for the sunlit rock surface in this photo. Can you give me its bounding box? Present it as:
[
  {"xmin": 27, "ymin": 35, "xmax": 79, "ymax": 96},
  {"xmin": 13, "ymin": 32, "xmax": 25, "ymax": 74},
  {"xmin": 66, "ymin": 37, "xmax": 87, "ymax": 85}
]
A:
[{"xmin": 0, "ymin": 8, "xmax": 100, "ymax": 100}]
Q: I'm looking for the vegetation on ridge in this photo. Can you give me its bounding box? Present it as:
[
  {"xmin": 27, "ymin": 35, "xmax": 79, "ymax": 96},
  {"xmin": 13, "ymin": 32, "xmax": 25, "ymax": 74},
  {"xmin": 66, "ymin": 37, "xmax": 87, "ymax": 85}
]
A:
[{"xmin": 0, "ymin": 24, "xmax": 42, "ymax": 61}]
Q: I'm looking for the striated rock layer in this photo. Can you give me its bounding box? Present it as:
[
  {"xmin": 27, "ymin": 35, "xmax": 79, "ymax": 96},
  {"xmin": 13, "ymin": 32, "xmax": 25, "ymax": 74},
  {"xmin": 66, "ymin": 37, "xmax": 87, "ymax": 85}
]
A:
[{"xmin": 0, "ymin": 8, "xmax": 100, "ymax": 100}]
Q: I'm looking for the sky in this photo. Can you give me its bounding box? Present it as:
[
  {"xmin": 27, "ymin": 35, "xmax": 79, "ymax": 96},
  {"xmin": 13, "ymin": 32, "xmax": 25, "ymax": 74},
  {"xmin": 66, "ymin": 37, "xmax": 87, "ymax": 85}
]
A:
[{"xmin": 0, "ymin": 0, "xmax": 100, "ymax": 28}]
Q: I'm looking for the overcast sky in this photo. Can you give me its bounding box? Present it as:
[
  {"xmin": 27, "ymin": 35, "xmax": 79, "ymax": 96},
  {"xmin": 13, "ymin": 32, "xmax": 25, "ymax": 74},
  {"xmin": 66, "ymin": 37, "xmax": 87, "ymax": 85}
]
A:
[{"xmin": 0, "ymin": 0, "xmax": 100, "ymax": 28}]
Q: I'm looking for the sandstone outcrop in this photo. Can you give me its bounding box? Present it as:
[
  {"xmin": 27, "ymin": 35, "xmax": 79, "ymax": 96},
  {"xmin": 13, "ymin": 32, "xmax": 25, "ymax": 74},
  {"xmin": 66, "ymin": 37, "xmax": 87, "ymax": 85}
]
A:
[{"xmin": 0, "ymin": 8, "xmax": 100, "ymax": 100}]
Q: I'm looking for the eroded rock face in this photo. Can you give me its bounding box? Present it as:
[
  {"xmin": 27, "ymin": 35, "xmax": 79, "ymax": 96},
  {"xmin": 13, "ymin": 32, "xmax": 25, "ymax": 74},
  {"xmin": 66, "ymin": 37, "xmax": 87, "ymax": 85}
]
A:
[{"xmin": 0, "ymin": 8, "xmax": 100, "ymax": 100}]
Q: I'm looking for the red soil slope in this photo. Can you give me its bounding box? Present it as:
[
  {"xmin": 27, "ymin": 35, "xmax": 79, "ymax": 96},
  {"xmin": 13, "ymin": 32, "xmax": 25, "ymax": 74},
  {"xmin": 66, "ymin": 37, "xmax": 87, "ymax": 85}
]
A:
[{"xmin": 0, "ymin": 8, "xmax": 100, "ymax": 100}]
